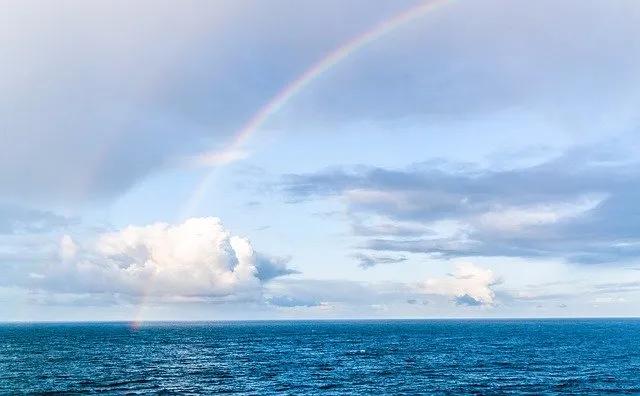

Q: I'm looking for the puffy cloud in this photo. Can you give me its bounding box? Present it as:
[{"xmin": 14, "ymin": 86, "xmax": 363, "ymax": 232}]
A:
[
  {"xmin": 421, "ymin": 263, "xmax": 498, "ymax": 306},
  {"xmin": 28, "ymin": 217, "xmax": 293, "ymax": 301}
]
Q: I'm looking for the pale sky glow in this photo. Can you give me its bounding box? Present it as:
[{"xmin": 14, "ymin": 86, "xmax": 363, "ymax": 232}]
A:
[{"xmin": 2, "ymin": 0, "xmax": 640, "ymax": 321}]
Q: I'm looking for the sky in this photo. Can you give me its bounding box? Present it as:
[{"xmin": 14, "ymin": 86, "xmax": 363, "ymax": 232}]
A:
[{"xmin": 1, "ymin": 0, "xmax": 640, "ymax": 321}]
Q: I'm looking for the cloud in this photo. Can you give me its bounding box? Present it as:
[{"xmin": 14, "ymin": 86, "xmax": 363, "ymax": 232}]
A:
[
  {"xmin": 593, "ymin": 296, "xmax": 626, "ymax": 304},
  {"xmin": 255, "ymin": 254, "xmax": 298, "ymax": 281},
  {"xmin": 351, "ymin": 217, "xmax": 433, "ymax": 237},
  {"xmin": 3, "ymin": 0, "xmax": 638, "ymax": 206},
  {"xmin": 289, "ymin": 0, "xmax": 640, "ymax": 133},
  {"xmin": 592, "ymin": 281, "xmax": 640, "ymax": 295},
  {"xmin": 266, "ymin": 262, "xmax": 499, "ymax": 310},
  {"xmin": 1, "ymin": 2, "xmax": 234, "ymax": 203},
  {"xmin": 454, "ymin": 294, "xmax": 483, "ymax": 307},
  {"xmin": 421, "ymin": 263, "xmax": 498, "ymax": 306},
  {"xmin": 0, "ymin": 205, "xmax": 72, "ymax": 234},
  {"xmin": 0, "ymin": 1, "xmax": 427, "ymax": 204},
  {"xmin": 267, "ymin": 295, "xmax": 320, "ymax": 308},
  {"xmin": 0, "ymin": 216, "xmax": 500, "ymax": 311},
  {"xmin": 0, "ymin": 233, "xmax": 60, "ymax": 267},
  {"xmin": 21, "ymin": 217, "xmax": 294, "ymax": 301},
  {"xmin": 352, "ymin": 253, "xmax": 407, "ymax": 269},
  {"xmin": 281, "ymin": 145, "xmax": 640, "ymax": 263}
]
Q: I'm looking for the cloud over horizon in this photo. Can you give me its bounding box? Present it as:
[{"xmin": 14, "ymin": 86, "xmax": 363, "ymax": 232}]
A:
[
  {"xmin": 266, "ymin": 262, "xmax": 499, "ymax": 309},
  {"xmin": 421, "ymin": 262, "xmax": 499, "ymax": 306},
  {"xmin": 16, "ymin": 217, "xmax": 295, "ymax": 302}
]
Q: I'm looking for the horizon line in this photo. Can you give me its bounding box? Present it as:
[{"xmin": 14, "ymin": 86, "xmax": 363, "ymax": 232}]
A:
[{"xmin": 3, "ymin": 316, "xmax": 640, "ymax": 324}]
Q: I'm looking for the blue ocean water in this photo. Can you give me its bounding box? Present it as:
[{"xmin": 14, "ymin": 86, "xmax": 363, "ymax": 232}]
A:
[{"xmin": 1, "ymin": 319, "xmax": 640, "ymax": 394}]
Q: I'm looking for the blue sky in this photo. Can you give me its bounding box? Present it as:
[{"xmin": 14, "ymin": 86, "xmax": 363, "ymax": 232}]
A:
[{"xmin": 2, "ymin": 0, "xmax": 640, "ymax": 321}]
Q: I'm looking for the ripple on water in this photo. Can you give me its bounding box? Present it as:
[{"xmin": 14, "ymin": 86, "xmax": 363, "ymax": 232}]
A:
[{"xmin": 1, "ymin": 320, "xmax": 640, "ymax": 394}]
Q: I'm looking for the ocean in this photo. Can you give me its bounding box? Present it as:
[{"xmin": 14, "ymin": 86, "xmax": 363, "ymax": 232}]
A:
[{"xmin": 1, "ymin": 319, "xmax": 639, "ymax": 394}]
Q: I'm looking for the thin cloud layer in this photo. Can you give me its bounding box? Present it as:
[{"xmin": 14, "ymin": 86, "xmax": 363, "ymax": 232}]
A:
[
  {"xmin": 0, "ymin": 0, "xmax": 418, "ymax": 204},
  {"xmin": 0, "ymin": 205, "xmax": 72, "ymax": 234},
  {"xmin": 282, "ymin": 145, "xmax": 640, "ymax": 264},
  {"xmin": 353, "ymin": 253, "xmax": 407, "ymax": 269},
  {"xmin": 266, "ymin": 262, "xmax": 498, "ymax": 309},
  {"xmin": 3, "ymin": 0, "xmax": 639, "ymax": 205}
]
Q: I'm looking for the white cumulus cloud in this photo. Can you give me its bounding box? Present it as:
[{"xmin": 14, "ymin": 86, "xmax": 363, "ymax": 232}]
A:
[
  {"xmin": 34, "ymin": 217, "xmax": 293, "ymax": 301},
  {"xmin": 421, "ymin": 263, "xmax": 499, "ymax": 306}
]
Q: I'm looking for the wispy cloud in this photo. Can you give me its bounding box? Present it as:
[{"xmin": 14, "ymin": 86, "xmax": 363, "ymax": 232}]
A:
[
  {"xmin": 352, "ymin": 253, "xmax": 407, "ymax": 269},
  {"xmin": 281, "ymin": 145, "xmax": 640, "ymax": 263}
]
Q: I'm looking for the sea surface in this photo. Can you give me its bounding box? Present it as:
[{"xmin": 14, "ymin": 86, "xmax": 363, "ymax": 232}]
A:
[{"xmin": 1, "ymin": 319, "xmax": 640, "ymax": 394}]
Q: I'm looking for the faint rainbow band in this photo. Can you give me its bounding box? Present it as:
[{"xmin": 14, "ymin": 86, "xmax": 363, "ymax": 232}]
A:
[
  {"xmin": 180, "ymin": 0, "xmax": 452, "ymax": 218},
  {"xmin": 132, "ymin": 0, "xmax": 453, "ymax": 327}
]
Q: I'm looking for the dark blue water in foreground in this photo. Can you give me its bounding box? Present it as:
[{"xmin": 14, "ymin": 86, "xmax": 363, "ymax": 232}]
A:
[{"xmin": 2, "ymin": 320, "xmax": 640, "ymax": 394}]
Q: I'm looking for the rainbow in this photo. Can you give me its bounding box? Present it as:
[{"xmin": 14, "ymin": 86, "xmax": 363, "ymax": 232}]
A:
[
  {"xmin": 133, "ymin": 0, "xmax": 452, "ymax": 326},
  {"xmin": 181, "ymin": 0, "xmax": 452, "ymax": 218}
]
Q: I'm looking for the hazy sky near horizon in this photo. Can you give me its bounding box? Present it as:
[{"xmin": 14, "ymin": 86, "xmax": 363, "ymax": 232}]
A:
[{"xmin": 2, "ymin": 0, "xmax": 640, "ymax": 321}]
